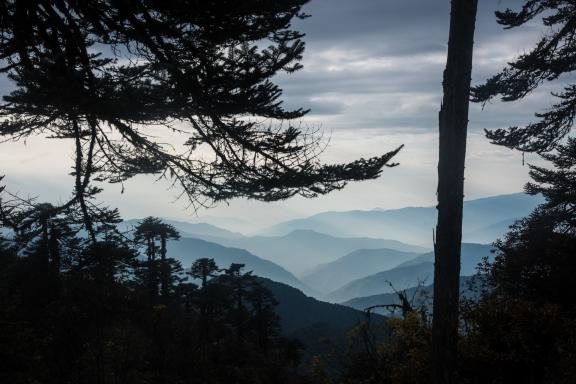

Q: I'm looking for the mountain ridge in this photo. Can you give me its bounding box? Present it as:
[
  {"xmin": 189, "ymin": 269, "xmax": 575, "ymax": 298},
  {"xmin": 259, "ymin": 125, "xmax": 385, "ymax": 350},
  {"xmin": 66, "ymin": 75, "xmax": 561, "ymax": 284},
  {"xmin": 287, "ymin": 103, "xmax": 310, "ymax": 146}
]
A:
[
  {"xmin": 260, "ymin": 193, "xmax": 542, "ymax": 246},
  {"xmin": 165, "ymin": 236, "xmax": 317, "ymax": 296},
  {"xmin": 182, "ymin": 229, "xmax": 429, "ymax": 275},
  {"xmin": 325, "ymin": 243, "xmax": 493, "ymax": 303},
  {"xmin": 302, "ymin": 247, "xmax": 422, "ymax": 293}
]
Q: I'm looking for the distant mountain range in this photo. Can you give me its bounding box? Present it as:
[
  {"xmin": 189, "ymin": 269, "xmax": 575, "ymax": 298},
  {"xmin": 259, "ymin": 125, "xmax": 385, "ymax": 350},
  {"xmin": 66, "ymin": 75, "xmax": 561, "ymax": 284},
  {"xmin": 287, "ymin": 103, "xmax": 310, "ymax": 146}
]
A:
[
  {"xmin": 165, "ymin": 236, "xmax": 316, "ymax": 296},
  {"xmin": 120, "ymin": 193, "xmax": 531, "ymax": 305},
  {"xmin": 122, "ymin": 219, "xmax": 244, "ymax": 239},
  {"xmin": 325, "ymin": 243, "xmax": 493, "ymax": 303},
  {"xmin": 260, "ymin": 193, "xmax": 542, "ymax": 246},
  {"xmin": 186, "ymin": 215, "xmax": 261, "ymax": 235},
  {"xmin": 302, "ymin": 248, "xmax": 422, "ymax": 293},
  {"xmin": 326, "ymin": 261, "xmax": 435, "ymax": 303},
  {"xmin": 462, "ymin": 218, "xmax": 518, "ymax": 244},
  {"xmin": 184, "ymin": 229, "xmax": 429, "ymax": 276},
  {"xmin": 396, "ymin": 243, "xmax": 494, "ymax": 276}
]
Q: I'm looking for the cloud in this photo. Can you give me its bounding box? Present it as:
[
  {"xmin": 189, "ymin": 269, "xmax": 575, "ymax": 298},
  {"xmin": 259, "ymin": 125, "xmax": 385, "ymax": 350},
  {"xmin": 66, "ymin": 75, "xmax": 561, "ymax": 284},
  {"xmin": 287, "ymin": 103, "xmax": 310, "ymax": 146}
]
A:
[
  {"xmin": 0, "ymin": 0, "xmax": 557, "ymax": 226},
  {"xmin": 273, "ymin": 0, "xmax": 549, "ymax": 137}
]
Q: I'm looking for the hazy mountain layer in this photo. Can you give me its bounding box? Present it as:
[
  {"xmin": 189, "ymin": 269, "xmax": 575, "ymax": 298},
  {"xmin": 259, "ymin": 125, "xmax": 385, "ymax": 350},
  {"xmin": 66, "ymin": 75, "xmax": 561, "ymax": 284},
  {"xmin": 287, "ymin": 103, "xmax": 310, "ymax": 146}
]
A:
[
  {"xmin": 397, "ymin": 243, "xmax": 494, "ymax": 276},
  {"xmin": 166, "ymin": 237, "xmax": 316, "ymax": 296},
  {"xmin": 462, "ymin": 218, "xmax": 518, "ymax": 244},
  {"xmin": 302, "ymin": 248, "xmax": 421, "ymax": 293},
  {"xmin": 188, "ymin": 215, "xmax": 261, "ymax": 235},
  {"xmin": 326, "ymin": 262, "xmax": 435, "ymax": 303},
  {"xmin": 262, "ymin": 193, "xmax": 541, "ymax": 246},
  {"xmin": 187, "ymin": 229, "xmax": 429, "ymax": 275},
  {"xmin": 326, "ymin": 243, "xmax": 493, "ymax": 303},
  {"xmin": 122, "ymin": 219, "xmax": 244, "ymax": 239}
]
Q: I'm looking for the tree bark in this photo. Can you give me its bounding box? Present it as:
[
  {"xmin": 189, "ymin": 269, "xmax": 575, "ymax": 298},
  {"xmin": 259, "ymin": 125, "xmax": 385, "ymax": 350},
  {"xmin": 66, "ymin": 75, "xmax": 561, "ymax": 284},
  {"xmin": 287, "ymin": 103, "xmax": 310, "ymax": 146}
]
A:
[
  {"xmin": 432, "ymin": 1, "xmax": 478, "ymax": 383},
  {"xmin": 160, "ymin": 235, "xmax": 169, "ymax": 298}
]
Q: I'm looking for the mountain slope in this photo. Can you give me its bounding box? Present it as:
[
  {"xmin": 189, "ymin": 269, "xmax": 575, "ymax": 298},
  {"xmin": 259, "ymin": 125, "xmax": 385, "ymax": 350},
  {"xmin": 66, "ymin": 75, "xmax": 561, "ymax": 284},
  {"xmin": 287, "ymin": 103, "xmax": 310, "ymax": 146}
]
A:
[
  {"xmin": 262, "ymin": 193, "xmax": 541, "ymax": 246},
  {"xmin": 326, "ymin": 262, "xmax": 435, "ymax": 303},
  {"xmin": 302, "ymin": 248, "xmax": 421, "ymax": 293},
  {"xmin": 397, "ymin": 243, "xmax": 494, "ymax": 276},
  {"xmin": 192, "ymin": 229, "xmax": 429, "ymax": 275},
  {"xmin": 260, "ymin": 278, "xmax": 373, "ymax": 335},
  {"xmin": 166, "ymin": 237, "xmax": 315, "ymax": 296},
  {"xmin": 342, "ymin": 275, "xmax": 480, "ymax": 315},
  {"xmin": 188, "ymin": 215, "xmax": 260, "ymax": 235},
  {"xmin": 463, "ymin": 218, "xmax": 517, "ymax": 244},
  {"xmin": 122, "ymin": 219, "xmax": 244, "ymax": 239},
  {"xmin": 326, "ymin": 243, "xmax": 493, "ymax": 303},
  {"xmin": 259, "ymin": 278, "xmax": 387, "ymax": 367}
]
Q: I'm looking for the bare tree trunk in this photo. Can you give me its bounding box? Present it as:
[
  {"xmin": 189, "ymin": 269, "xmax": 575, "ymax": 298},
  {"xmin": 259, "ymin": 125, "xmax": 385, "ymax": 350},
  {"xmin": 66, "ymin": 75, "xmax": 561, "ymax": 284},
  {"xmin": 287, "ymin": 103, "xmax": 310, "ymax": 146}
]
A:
[{"xmin": 432, "ymin": 1, "xmax": 478, "ymax": 383}]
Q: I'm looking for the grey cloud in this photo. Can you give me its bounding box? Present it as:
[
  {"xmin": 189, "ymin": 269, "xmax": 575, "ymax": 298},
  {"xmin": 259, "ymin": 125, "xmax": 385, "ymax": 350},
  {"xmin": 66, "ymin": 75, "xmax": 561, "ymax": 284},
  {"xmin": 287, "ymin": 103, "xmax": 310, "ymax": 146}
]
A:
[
  {"xmin": 269, "ymin": 0, "xmax": 549, "ymax": 135},
  {"xmin": 296, "ymin": 0, "xmax": 524, "ymax": 53},
  {"xmin": 302, "ymin": 98, "xmax": 347, "ymax": 115}
]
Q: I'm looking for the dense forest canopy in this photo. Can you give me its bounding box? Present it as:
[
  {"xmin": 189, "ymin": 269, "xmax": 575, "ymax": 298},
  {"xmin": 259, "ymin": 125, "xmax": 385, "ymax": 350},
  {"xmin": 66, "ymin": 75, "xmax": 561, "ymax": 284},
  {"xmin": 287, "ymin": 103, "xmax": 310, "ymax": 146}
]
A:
[{"xmin": 0, "ymin": 214, "xmax": 306, "ymax": 383}]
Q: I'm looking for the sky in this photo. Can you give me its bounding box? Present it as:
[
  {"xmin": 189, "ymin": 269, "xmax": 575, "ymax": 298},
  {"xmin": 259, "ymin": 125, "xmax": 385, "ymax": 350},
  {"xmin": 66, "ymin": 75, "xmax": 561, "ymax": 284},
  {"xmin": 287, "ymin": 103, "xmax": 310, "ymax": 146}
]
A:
[{"xmin": 0, "ymin": 0, "xmax": 556, "ymax": 231}]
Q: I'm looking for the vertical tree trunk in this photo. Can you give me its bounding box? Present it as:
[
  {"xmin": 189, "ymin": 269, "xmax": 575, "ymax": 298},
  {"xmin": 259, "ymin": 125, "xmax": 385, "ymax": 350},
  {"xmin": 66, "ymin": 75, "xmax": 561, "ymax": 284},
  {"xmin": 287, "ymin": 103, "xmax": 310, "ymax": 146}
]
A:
[
  {"xmin": 160, "ymin": 235, "xmax": 169, "ymax": 298},
  {"xmin": 147, "ymin": 237, "xmax": 158, "ymax": 298},
  {"xmin": 236, "ymin": 280, "xmax": 244, "ymax": 342},
  {"xmin": 432, "ymin": 1, "xmax": 478, "ymax": 383},
  {"xmin": 48, "ymin": 224, "xmax": 60, "ymax": 274}
]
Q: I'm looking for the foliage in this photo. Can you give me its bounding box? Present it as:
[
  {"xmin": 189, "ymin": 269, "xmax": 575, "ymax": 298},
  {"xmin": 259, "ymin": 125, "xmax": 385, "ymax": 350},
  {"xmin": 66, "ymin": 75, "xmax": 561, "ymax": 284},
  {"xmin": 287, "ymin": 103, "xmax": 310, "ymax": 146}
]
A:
[
  {"xmin": 341, "ymin": 166, "xmax": 576, "ymax": 384},
  {"xmin": 0, "ymin": 213, "xmax": 306, "ymax": 384},
  {"xmin": 343, "ymin": 299, "xmax": 431, "ymax": 384},
  {"xmin": 481, "ymin": 209, "xmax": 576, "ymax": 309},
  {"xmin": 460, "ymin": 4, "xmax": 576, "ymax": 380},
  {"xmin": 460, "ymin": 296, "xmax": 576, "ymax": 384},
  {"xmin": 0, "ymin": 0, "xmax": 401, "ymax": 236},
  {"xmin": 525, "ymin": 137, "xmax": 576, "ymax": 231},
  {"xmin": 472, "ymin": 0, "xmax": 576, "ymax": 153}
]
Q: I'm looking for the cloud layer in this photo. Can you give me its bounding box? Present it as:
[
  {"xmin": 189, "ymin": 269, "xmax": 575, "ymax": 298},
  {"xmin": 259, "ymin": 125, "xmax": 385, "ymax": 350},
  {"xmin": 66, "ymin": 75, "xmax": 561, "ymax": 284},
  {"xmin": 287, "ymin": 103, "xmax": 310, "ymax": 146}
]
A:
[{"xmin": 0, "ymin": 0, "xmax": 556, "ymax": 228}]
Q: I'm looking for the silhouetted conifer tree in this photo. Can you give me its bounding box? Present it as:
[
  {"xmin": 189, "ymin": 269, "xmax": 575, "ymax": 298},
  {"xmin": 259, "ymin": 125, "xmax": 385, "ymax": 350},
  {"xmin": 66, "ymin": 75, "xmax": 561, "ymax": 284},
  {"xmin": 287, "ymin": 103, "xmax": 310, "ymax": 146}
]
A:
[
  {"xmin": 0, "ymin": 225, "xmax": 305, "ymax": 383},
  {"xmin": 133, "ymin": 217, "xmax": 181, "ymax": 299},
  {"xmin": 190, "ymin": 257, "xmax": 220, "ymax": 289},
  {"xmin": 472, "ymin": 0, "xmax": 576, "ymax": 153},
  {"xmin": 0, "ymin": 0, "xmax": 401, "ymax": 239}
]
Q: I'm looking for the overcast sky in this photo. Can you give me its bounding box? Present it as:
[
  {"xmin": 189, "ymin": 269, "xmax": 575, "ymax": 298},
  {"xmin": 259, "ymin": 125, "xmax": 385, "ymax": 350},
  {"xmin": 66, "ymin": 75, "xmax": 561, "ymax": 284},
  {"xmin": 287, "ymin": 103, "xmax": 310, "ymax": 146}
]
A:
[{"xmin": 0, "ymin": 0, "xmax": 555, "ymax": 230}]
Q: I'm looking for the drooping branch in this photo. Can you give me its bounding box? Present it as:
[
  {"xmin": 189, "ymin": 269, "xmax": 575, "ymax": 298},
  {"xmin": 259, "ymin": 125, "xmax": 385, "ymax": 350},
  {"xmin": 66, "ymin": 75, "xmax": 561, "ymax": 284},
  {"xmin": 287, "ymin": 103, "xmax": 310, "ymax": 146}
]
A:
[
  {"xmin": 0, "ymin": 0, "xmax": 402, "ymax": 223},
  {"xmin": 472, "ymin": 1, "xmax": 576, "ymax": 154}
]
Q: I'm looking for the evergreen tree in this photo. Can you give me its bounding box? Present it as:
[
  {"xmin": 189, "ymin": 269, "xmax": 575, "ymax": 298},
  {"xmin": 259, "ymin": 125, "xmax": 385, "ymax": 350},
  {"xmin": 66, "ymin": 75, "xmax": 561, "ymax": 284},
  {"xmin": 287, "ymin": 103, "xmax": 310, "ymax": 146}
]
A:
[
  {"xmin": 0, "ymin": 177, "xmax": 14, "ymax": 257},
  {"xmin": 222, "ymin": 263, "xmax": 253, "ymax": 342},
  {"xmin": 189, "ymin": 258, "xmax": 220, "ymax": 289},
  {"xmin": 133, "ymin": 217, "xmax": 181, "ymax": 299},
  {"xmin": 0, "ymin": 0, "xmax": 401, "ymax": 238},
  {"xmin": 246, "ymin": 280, "xmax": 281, "ymax": 353},
  {"xmin": 466, "ymin": 7, "xmax": 576, "ymax": 379},
  {"xmin": 0, "ymin": 224, "xmax": 306, "ymax": 383},
  {"xmin": 472, "ymin": 0, "xmax": 576, "ymax": 153},
  {"xmin": 525, "ymin": 137, "xmax": 576, "ymax": 230},
  {"xmin": 457, "ymin": 148, "xmax": 576, "ymax": 383},
  {"xmin": 14, "ymin": 203, "xmax": 77, "ymax": 273},
  {"xmin": 480, "ymin": 137, "xmax": 576, "ymax": 312}
]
